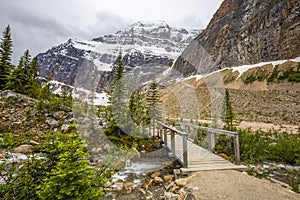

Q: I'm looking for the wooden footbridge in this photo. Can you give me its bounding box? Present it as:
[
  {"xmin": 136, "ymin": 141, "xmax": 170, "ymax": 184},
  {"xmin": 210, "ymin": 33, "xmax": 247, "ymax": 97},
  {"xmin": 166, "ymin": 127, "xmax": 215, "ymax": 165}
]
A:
[{"xmin": 155, "ymin": 122, "xmax": 247, "ymax": 172}]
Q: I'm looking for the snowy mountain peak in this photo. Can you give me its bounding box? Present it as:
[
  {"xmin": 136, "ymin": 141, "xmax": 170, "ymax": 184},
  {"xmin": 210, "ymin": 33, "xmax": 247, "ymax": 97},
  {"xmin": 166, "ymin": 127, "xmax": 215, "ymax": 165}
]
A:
[
  {"xmin": 129, "ymin": 20, "xmax": 170, "ymax": 29},
  {"xmin": 37, "ymin": 21, "xmax": 200, "ymax": 92}
]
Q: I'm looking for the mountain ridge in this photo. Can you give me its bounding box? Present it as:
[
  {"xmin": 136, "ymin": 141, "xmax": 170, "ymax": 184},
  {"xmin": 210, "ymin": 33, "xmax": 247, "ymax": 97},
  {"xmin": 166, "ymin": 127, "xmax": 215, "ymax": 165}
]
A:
[
  {"xmin": 173, "ymin": 0, "xmax": 300, "ymax": 77},
  {"xmin": 37, "ymin": 21, "xmax": 199, "ymax": 91}
]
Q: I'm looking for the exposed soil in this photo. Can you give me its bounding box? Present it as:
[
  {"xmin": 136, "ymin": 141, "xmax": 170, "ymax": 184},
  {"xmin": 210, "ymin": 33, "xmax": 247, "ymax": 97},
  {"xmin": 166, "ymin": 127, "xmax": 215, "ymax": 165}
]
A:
[
  {"xmin": 186, "ymin": 170, "xmax": 300, "ymax": 200},
  {"xmin": 238, "ymin": 121, "xmax": 299, "ymax": 134}
]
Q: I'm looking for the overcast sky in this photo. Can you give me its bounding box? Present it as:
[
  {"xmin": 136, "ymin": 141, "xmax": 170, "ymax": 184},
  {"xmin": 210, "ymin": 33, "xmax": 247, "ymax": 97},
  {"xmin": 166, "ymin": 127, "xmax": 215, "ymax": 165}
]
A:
[{"xmin": 0, "ymin": 0, "xmax": 223, "ymax": 64}]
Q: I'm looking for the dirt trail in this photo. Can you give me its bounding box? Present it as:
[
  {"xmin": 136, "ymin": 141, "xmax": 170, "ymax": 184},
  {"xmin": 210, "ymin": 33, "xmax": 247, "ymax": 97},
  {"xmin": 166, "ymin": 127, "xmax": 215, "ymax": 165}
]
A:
[{"xmin": 186, "ymin": 170, "xmax": 299, "ymax": 200}]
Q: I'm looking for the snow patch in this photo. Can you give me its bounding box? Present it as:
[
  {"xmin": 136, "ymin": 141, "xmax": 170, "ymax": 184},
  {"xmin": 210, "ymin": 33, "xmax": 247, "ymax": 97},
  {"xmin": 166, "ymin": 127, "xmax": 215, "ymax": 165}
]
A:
[
  {"xmin": 50, "ymin": 80, "xmax": 109, "ymax": 106},
  {"xmin": 232, "ymin": 57, "xmax": 300, "ymax": 79},
  {"xmin": 162, "ymin": 68, "xmax": 172, "ymax": 76},
  {"xmin": 183, "ymin": 57, "xmax": 300, "ymax": 82},
  {"xmin": 93, "ymin": 59, "xmax": 113, "ymax": 71}
]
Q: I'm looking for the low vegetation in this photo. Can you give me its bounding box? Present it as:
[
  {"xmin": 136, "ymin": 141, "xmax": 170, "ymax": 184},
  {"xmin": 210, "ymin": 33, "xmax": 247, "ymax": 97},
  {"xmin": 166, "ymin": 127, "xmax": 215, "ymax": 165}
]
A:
[
  {"xmin": 1, "ymin": 128, "xmax": 112, "ymax": 199},
  {"xmin": 243, "ymin": 63, "xmax": 300, "ymax": 84}
]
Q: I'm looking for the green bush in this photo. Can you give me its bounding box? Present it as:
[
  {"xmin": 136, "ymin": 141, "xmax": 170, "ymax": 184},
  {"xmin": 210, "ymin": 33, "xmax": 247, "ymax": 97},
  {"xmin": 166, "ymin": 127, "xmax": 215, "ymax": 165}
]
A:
[
  {"xmin": 37, "ymin": 131, "xmax": 101, "ymax": 199},
  {"xmin": 214, "ymin": 129, "xmax": 300, "ymax": 165}
]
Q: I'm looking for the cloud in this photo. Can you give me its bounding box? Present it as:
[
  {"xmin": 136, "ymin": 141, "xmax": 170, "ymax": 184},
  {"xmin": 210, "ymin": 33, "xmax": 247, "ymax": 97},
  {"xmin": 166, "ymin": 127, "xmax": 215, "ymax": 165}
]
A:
[
  {"xmin": 0, "ymin": 3, "xmax": 132, "ymax": 64},
  {"xmin": 87, "ymin": 11, "xmax": 132, "ymax": 38},
  {"xmin": 171, "ymin": 14, "xmax": 205, "ymax": 30}
]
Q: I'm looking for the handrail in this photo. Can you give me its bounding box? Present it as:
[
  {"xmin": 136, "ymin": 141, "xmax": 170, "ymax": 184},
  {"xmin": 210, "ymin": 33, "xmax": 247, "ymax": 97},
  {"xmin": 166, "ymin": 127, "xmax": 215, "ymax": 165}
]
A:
[
  {"xmin": 155, "ymin": 121, "xmax": 241, "ymax": 166},
  {"xmin": 180, "ymin": 123, "xmax": 240, "ymax": 165},
  {"xmin": 156, "ymin": 121, "xmax": 188, "ymax": 167},
  {"xmin": 180, "ymin": 123, "xmax": 238, "ymax": 136},
  {"xmin": 156, "ymin": 121, "xmax": 187, "ymax": 136}
]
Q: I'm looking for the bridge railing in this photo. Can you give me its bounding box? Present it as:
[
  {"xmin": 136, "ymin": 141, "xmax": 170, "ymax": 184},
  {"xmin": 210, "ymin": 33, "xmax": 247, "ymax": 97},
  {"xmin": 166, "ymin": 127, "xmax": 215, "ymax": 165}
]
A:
[
  {"xmin": 180, "ymin": 123, "xmax": 240, "ymax": 165},
  {"xmin": 156, "ymin": 121, "xmax": 189, "ymax": 167}
]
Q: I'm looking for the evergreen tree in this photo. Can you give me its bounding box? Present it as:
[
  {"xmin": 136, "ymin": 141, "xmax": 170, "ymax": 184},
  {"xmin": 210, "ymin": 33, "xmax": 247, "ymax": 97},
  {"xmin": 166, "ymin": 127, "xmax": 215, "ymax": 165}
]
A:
[
  {"xmin": 146, "ymin": 81, "xmax": 161, "ymax": 135},
  {"xmin": 5, "ymin": 53, "xmax": 27, "ymax": 93},
  {"xmin": 0, "ymin": 25, "xmax": 13, "ymax": 90},
  {"xmin": 37, "ymin": 131, "xmax": 100, "ymax": 200},
  {"xmin": 5, "ymin": 50, "xmax": 33, "ymax": 95},
  {"xmin": 129, "ymin": 89, "xmax": 150, "ymax": 126},
  {"xmin": 224, "ymin": 89, "xmax": 235, "ymax": 130},
  {"xmin": 105, "ymin": 51, "xmax": 129, "ymax": 136},
  {"xmin": 27, "ymin": 57, "xmax": 41, "ymax": 98}
]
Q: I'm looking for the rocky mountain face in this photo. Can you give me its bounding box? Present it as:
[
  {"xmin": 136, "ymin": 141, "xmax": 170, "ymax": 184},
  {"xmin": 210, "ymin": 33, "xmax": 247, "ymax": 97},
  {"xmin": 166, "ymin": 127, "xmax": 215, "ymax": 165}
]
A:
[
  {"xmin": 173, "ymin": 0, "xmax": 300, "ymax": 77},
  {"xmin": 37, "ymin": 21, "xmax": 199, "ymax": 91}
]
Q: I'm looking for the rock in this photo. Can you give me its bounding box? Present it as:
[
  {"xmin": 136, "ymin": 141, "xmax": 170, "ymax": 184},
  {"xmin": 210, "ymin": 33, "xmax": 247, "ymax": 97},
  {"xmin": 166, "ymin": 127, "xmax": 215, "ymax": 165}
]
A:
[
  {"xmin": 46, "ymin": 118, "xmax": 59, "ymax": 128},
  {"xmin": 145, "ymin": 191, "xmax": 153, "ymax": 200},
  {"xmin": 61, "ymin": 124, "xmax": 70, "ymax": 132},
  {"xmin": 178, "ymin": 188, "xmax": 187, "ymax": 200},
  {"xmin": 29, "ymin": 140, "xmax": 39, "ymax": 145},
  {"xmin": 164, "ymin": 174, "xmax": 175, "ymax": 182},
  {"xmin": 121, "ymin": 182, "xmax": 134, "ymax": 195},
  {"xmin": 175, "ymin": 175, "xmax": 196, "ymax": 188},
  {"xmin": 53, "ymin": 111, "xmax": 65, "ymax": 120},
  {"xmin": 104, "ymin": 180, "xmax": 113, "ymax": 187},
  {"xmin": 104, "ymin": 192, "xmax": 117, "ymax": 199},
  {"xmin": 150, "ymin": 171, "xmax": 161, "ymax": 179},
  {"xmin": 185, "ymin": 193, "xmax": 197, "ymax": 200},
  {"xmin": 131, "ymin": 148, "xmax": 141, "ymax": 161},
  {"xmin": 154, "ymin": 176, "xmax": 164, "ymax": 183},
  {"xmin": 166, "ymin": 181, "xmax": 175, "ymax": 191},
  {"xmin": 143, "ymin": 179, "xmax": 154, "ymax": 189},
  {"xmin": 6, "ymin": 91, "xmax": 17, "ymax": 99},
  {"xmin": 169, "ymin": 184, "xmax": 179, "ymax": 193},
  {"xmin": 13, "ymin": 144, "xmax": 34, "ymax": 154},
  {"xmin": 164, "ymin": 192, "xmax": 178, "ymax": 200}
]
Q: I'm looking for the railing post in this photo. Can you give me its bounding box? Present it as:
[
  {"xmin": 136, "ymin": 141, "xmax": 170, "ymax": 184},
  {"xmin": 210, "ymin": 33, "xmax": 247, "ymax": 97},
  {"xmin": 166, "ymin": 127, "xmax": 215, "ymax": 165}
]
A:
[
  {"xmin": 171, "ymin": 130, "xmax": 175, "ymax": 157},
  {"xmin": 208, "ymin": 131, "xmax": 215, "ymax": 152},
  {"xmin": 153, "ymin": 119, "xmax": 155, "ymax": 137},
  {"xmin": 184, "ymin": 125, "xmax": 188, "ymax": 136},
  {"xmin": 193, "ymin": 127, "xmax": 198, "ymax": 145},
  {"xmin": 234, "ymin": 134, "xmax": 240, "ymax": 165},
  {"xmin": 164, "ymin": 127, "xmax": 167, "ymax": 146},
  {"xmin": 182, "ymin": 133, "xmax": 188, "ymax": 168}
]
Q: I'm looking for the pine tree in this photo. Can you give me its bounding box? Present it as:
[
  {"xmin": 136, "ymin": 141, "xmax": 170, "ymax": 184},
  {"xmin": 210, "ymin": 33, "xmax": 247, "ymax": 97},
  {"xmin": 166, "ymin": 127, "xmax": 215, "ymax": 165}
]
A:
[
  {"xmin": 5, "ymin": 50, "xmax": 33, "ymax": 95},
  {"xmin": 146, "ymin": 81, "xmax": 161, "ymax": 135},
  {"xmin": 6, "ymin": 50, "xmax": 41, "ymax": 98},
  {"xmin": 5, "ymin": 53, "xmax": 27, "ymax": 93},
  {"xmin": 129, "ymin": 89, "xmax": 150, "ymax": 126},
  {"xmin": 37, "ymin": 131, "xmax": 100, "ymax": 200},
  {"xmin": 105, "ymin": 51, "xmax": 130, "ymax": 136},
  {"xmin": 224, "ymin": 89, "xmax": 235, "ymax": 130},
  {"xmin": 0, "ymin": 25, "xmax": 13, "ymax": 90},
  {"xmin": 27, "ymin": 57, "xmax": 41, "ymax": 98}
]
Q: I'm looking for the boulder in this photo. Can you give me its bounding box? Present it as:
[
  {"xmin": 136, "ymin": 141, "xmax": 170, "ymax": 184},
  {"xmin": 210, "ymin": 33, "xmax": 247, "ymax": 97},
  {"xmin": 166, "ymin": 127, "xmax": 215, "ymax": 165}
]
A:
[
  {"xmin": 164, "ymin": 174, "xmax": 174, "ymax": 182},
  {"xmin": 13, "ymin": 144, "xmax": 34, "ymax": 154},
  {"xmin": 53, "ymin": 111, "xmax": 65, "ymax": 120},
  {"xmin": 29, "ymin": 140, "xmax": 39, "ymax": 145},
  {"xmin": 46, "ymin": 118, "xmax": 59, "ymax": 128},
  {"xmin": 61, "ymin": 124, "xmax": 70, "ymax": 132},
  {"xmin": 154, "ymin": 176, "xmax": 164, "ymax": 183},
  {"xmin": 150, "ymin": 171, "xmax": 161, "ymax": 179},
  {"xmin": 164, "ymin": 192, "xmax": 178, "ymax": 200},
  {"xmin": 175, "ymin": 175, "xmax": 196, "ymax": 188},
  {"xmin": 6, "ymin": 91, "xmax": 17, "ymax": 99}
]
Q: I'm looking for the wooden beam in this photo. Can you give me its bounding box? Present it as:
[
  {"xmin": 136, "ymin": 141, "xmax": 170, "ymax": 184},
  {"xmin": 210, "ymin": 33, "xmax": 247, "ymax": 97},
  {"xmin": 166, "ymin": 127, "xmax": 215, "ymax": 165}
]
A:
[
  {"xmin": 234, "ymin": 134, "xmax": 240, "ymax": 165},
  {"xmin": 171, "ymin": 130, "xmax": 175, "ymax": 157},
  {"xmin": 182, "ymin": 133, "xmax": 188, "ymax": 167}
]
